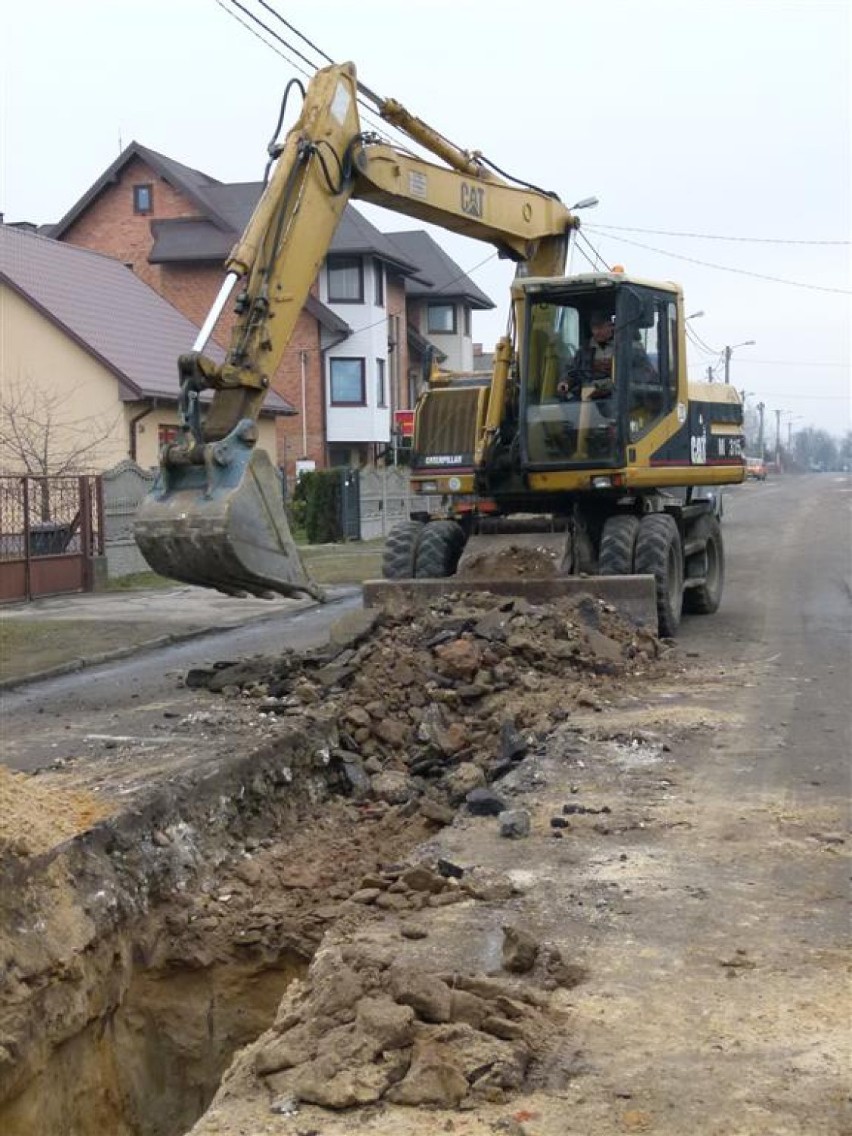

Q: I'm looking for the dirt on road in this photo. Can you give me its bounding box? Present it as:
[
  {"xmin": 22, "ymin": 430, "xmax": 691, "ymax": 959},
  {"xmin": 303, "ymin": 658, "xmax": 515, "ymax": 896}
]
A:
[{"xmin": 1, "ymin": 539, "xmax": 849, "ymax": 1136}]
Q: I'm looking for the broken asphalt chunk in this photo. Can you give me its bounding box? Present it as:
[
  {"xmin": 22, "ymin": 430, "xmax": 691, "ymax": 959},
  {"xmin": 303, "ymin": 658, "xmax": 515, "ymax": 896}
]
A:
[{"xmin": 465, "ymin": 788, "xmax": 507, "ymax": 816}]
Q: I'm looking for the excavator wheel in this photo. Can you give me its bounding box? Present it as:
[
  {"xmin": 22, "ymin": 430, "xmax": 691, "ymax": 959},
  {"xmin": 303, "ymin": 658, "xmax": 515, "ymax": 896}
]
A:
[
  {"xmin": 382, "ymin": 520, "xmax": 425, "ymax": 579},
  {"xmin": 414, "ymin": 520, "xmax": 466, "ymax": 578},
  {"xmin": 683, "ymin": 515, "xmax": 725, "ymax": 615},
  {"xmin": 598, "ymin": 515, "xmax": 640, "ymax": 575},
  {"xmin": 634, "ymin": 513, "xmax": 684, "ymax": 637}
]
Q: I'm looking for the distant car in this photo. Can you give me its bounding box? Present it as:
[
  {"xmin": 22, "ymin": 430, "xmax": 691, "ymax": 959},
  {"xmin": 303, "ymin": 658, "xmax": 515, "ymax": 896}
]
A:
[{"xmin": 745, "ymin": 457, "xmax": 767, "ymax": 481}]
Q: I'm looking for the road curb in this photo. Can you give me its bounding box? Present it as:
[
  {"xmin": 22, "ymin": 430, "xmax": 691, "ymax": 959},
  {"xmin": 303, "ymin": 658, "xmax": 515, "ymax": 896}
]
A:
[
  {"xmin": 1, "ymin": 587, "xmax": 361, "ymax": 693},
  {"xmin": 0, "ymin": 597, "xmax": 330, "ymax": 693}
]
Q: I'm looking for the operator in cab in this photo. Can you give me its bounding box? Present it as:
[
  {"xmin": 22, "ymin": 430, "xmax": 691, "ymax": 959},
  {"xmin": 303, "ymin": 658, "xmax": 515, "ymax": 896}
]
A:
[{"xmin": 557, "ymin": 311, "xmax": 615, "ymax": 403}]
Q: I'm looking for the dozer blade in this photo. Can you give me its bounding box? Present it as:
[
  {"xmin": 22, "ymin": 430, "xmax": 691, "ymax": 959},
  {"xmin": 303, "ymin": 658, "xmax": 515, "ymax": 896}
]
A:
[
  {"xmin": 363, "ymin": 575, "xmax": 657, "ymax": 629},
  {"xmin": 134, "ymin": 432, "xmax": 324, "ymax": 601},
  {"xmin": 366, "ymin": 531, "xmax": 656, "ymax": 628}
]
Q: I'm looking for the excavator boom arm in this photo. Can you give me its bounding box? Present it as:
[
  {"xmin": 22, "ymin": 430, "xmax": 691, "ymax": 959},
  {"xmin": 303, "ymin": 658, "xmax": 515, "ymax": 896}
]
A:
[
  {"xmin": 135, "ymin": 61, "xmax": 576, "ymax": 600},
  {"xmin": 201, "ymin": 62, "xmax": 575, "ymax": 443}
]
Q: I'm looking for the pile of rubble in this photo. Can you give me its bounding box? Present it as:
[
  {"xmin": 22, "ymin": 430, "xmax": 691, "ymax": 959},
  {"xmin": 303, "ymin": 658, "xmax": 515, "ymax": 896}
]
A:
[
  {"xmin": 244, "ymin": 911, "xmax": 577, "ymax": 1112},
  {"xmin": 188, "ymin": 593, "xmax": 671, "ymax": 820},
  {"xmin": 237, "ymin": 854, "xmax": 586, "ymax": 1108}
]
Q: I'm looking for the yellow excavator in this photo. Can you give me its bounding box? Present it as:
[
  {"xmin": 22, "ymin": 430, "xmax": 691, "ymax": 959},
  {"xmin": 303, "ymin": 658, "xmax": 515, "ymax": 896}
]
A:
[{"xmin": 135, "ymin": 61, "xmax": 743, "ymax": 636}]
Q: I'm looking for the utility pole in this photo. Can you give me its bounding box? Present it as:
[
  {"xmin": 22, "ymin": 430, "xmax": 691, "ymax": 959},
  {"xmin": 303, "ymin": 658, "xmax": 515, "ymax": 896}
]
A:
[
  {"xmin": 723, "ymin": 340, "xmax": 756, "ymax": 385},
  {"xmin": 774, "ymin": 408, "xmax": 782, "ymax": 471},
  {"xmin": 757, "ymin": 402, "xmax": 765, "ymax": 458},
  {"xmin": 707, "ymin": 365, "xmax": 714, "ymax": 382}
]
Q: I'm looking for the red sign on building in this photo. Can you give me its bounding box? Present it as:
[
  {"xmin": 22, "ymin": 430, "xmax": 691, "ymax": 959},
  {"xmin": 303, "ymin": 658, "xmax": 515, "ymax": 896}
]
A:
[{"xmin": 395, "ymin": 410, "xmax": 415, "ymax": 439}]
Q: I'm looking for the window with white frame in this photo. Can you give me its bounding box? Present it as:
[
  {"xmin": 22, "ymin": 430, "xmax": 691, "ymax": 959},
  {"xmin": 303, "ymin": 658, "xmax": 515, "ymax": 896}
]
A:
[
  {"xmin": 327, "ymin": 256, "xmax": 364, "ymax": 302},
  {"xmin": 376, "ymin": 358, "xmax": 387, "ymax": 407},
  {"xmin": 427, "ymin": 302, "xmax": 456, "ymax": 333}
]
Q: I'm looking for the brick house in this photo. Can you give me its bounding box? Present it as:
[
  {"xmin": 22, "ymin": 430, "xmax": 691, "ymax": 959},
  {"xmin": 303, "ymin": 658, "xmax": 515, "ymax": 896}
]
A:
[{"xmin": 47, "ymin": 142, "xmax": 494, "ymax": 481}]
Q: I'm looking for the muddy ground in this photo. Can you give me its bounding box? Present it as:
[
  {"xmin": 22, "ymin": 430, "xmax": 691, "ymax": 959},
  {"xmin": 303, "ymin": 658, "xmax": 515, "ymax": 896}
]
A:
[{"xmin": 1, "ymin": 477, "xmax": 850, "ymax": 1136}]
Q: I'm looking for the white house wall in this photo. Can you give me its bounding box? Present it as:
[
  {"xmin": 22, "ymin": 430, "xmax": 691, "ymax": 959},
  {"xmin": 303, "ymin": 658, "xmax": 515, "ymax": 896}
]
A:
[
  {"xmin": 413, "ymin": 301, "xmax": 475, "ymax": 371},
  {"xmin": 321, "ymin": 257, "xmax": 391, "ymax": 444}
]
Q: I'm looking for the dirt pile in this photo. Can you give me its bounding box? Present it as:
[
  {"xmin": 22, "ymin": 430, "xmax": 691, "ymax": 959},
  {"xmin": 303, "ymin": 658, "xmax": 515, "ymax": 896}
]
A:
[
  {"xmin": 245, "ymin": 930, "xmax": 565, "ymax": 1112},
  {"xmin": 187, "ymin": 592, "xmax": 672, "ymax": 819},
  {"xmin": 0, "ymin": 765, "xmax": 114, "ymax": 858}
]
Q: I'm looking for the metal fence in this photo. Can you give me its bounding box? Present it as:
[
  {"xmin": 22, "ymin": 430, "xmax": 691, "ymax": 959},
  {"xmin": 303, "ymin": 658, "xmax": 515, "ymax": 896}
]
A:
[
  {"xmin": 357, "ymin": 466, "xmax": 440, "ymax": 540},
  {"xmin": 0, "ymin": 475, "xmax": 104, "ymax": 602}
]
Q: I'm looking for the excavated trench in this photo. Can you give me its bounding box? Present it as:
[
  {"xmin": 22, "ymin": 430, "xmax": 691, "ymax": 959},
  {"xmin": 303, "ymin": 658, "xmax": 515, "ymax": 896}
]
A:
[
  {"xmin": 3, "ymin": 950, "xmax": 304, "ymax": 1136},
  {"xmin": 0, "ymin": 720, "xmax": 430, "ymax": 1136},
  {"xmin": 1, "ymin": 593, "xmax": 673, "ymax": 1135}
]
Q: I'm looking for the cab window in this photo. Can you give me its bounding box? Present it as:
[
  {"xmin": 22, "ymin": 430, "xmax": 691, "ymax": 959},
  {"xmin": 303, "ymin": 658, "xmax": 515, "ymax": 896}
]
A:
[{"xmin": 626, "ymin": 297, "xmax": 674, "ymax": 442}]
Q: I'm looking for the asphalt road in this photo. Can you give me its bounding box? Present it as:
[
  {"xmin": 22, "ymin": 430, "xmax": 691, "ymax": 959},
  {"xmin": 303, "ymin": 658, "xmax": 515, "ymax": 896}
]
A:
[
  {"xmin": 680, "ymin": 472, "xmax": 851, "ymax": 807},
  {"xmin": 3, "ymin": 476, "xmax": 850, "ymax": 788},
  {"xmin": 1, "ymin": 587, "xmax": 362, "ymax": 773}
]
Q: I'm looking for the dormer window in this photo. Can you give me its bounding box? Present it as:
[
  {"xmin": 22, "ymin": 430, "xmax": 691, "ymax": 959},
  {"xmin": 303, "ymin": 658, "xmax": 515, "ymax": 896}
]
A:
[
  {"xmin": 328, "ymin": 256, "xmax": 364, "ymax": 303},
  {"xmin": 427, "ymin": 302, "xmax": 456, "ymax": 334},
  {"xmin": 133, "ymin": 184, "xmax": 153, "ymax": 214}
]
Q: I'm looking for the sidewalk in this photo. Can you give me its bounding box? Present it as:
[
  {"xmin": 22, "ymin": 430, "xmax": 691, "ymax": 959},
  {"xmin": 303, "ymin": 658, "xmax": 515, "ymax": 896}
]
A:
[
  {"xmin": 0, "ymin": 586, "xmax": 315, "ymax": 687},
  {"xmin": 0, "ymin": 541, "xmax": 382, "ymax": 687}
]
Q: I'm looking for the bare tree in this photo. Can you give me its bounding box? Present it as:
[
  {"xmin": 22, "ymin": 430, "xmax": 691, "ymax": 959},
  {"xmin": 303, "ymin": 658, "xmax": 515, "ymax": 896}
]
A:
[{"xmin": 0, "ymin": 376, "xmax": 120, "ymax": 477}]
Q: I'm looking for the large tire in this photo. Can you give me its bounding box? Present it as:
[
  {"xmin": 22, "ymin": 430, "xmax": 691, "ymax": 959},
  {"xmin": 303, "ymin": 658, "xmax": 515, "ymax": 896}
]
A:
[
  {"xmin": 414, "ymin": 520, "xmax": 466, "ymax": 579},
  {"xmin": 634, "ymin": 513, "xmax": 684, "ymax": 637},
  {"xmin": 598, "ymin": 515, "xmax": 639, "ymax": 575},
  {"xmin": 382, "ymin": 520, "xmax": 425, "ymax": 579},
  {"xmin": 683, "ymin": 515, "xmax": 724, "ymax": 614}
]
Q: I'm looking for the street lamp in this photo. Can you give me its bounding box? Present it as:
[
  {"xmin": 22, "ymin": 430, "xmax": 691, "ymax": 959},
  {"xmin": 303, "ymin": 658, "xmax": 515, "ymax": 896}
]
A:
[
  {"xmin": 686, "ymin": 310, "xmax": 705, "ymax": 321},
  {"xmin": 724, "ymin": 340, "xmax": 756, "ymax": 385},
  {"xmin": 571, "ymin": 197, "xmax": 599, "ymax": 211}
]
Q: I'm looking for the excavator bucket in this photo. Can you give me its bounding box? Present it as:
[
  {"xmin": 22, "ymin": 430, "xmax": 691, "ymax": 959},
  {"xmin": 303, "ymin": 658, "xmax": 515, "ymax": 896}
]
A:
[{"xmin": 134, "ymin": 426, "xmax": 324, "ymax": 601}]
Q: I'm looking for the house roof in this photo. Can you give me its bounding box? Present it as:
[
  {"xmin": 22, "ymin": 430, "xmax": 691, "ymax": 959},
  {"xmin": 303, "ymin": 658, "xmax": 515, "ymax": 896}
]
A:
[
  {"xmin": 50, "ymin": 141, "xmax": 420, "ymax": 278},
  {"xmin": 382, "ymin": 230, "xmax": 495, "ymax": 309},
  {"xmin": 49, "ymin": 142, "xmax": 234, "ymax": 238},
  {"xmin": 0, "ymin": 225, "xmax": 294, "ymax": 414},
  {"xmin": 329, "ymin": 208, "xmax": 419, "ymax": 275}
]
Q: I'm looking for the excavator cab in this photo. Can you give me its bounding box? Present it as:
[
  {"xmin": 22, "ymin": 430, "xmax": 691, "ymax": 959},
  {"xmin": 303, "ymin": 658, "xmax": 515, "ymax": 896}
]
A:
[{"xmin": 519, "ymin": 277, "xmax": 672, "ymax": 472}]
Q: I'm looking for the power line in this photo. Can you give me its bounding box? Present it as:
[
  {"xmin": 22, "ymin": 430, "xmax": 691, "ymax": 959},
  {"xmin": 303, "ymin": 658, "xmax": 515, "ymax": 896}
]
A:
[
  {"xmin": 253, "ymin": 0, "xmax": 335, "ymax": 65},
  {"xmin": 583, "ymin": 230, "xmax": 852, "ymax": 295},
  {"xmin": 213, "ymin": 0, "xmax": 313, "ymax": 78},
  {"xmin": 216, "ymin": 0, "xmax": 413, "ymax": 153},
  {"xmin": 573, "ymin": 240, "xmax": 602, "ymax": 273},
  {"xmin": 575, "ymin": 230, "xmax": 611, "ymax": 271},
  {"xmin": 588, "ymin": 223, "xmax": 850, "ymax": 246},
  {"xmin": 685, "ymin": 325, "xmax": 722, "ymax": 356},
  {"xmin": 224, "ymin": 0, "xmax": 320, "ymax": 72}
]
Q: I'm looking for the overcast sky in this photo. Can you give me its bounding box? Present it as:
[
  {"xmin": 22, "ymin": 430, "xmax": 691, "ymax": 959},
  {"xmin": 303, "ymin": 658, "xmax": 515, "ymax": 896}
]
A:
[{"xmin": 2, "ymin": 0, "xmax": 850, "ymax": 437}]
